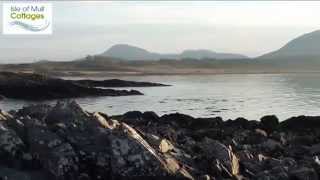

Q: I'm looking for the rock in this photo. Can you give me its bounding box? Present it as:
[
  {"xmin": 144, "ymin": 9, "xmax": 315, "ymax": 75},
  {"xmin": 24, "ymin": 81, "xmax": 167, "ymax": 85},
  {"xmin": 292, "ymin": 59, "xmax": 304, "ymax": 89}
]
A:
[
  {"xmin": 121, "ymin": 111, "xmax": 145, "ymax": 125},
  {"xmin": 25, "ymin": 122, "xmax": 79, "ymax": 179},
  {"xmin": 44, "ymin": 101, "xmax": 113, "ymax": 179},
  {"xmin": 280, "ymin": 116, "xmax": 320, "ymax": 131},
  {"xmin": 260, "ymin": 139, "xmax": 282, "ymax": 153},
  {"xmin": 0, "ymin": 121, "xmax": 26, "ymax": 167},
  {"xmin": 159, "ymin": 139, "xmax": 175, "ymax": 153},
  {"xmin": 309, "ymin": 143, "xmax": 320, "ymax": 155},
  {"xmin": 45, "ymin": 100, "xmax": 90, "ymax": 126},
  {"xmin": 224, "ymin": 118, "xmax": 259, "ymax": 130},
  {"xmin": 15, "ymin": 104, "xmax": 52, "ymax": 120},
  {"xmin": 199, "ymin": 137, "xmax": 239, "ymax": 177},
  {"xmin": 142, "ymin": 111, "xmax": 160, "ymax": 122},
  {"xmin": 74, "ymin": 79, "xmax": 170, "ymax": 87},
  {"xmin": 144, "ymin": 134, "xmax": 174, "ymax": 153},
  {"xmin": 0, "ymin": 166, "xmax": 48, "ymax": 180},
  {"xmin": 0, "ymin": 72, "xmax": 143, "ymax": 100},
  {"xmin": 160, "ymin": 113, "xmax": 195, "ymax": 128},
  {"xmin": 0, "ymin": 110, "xmax": 12, "ymax": 121},
  {"xmin": 109, "ymin": 122, "xmax": 194, "ymax": 179},
  {"xmin": 3, "ymin": 100, "xmax": 320, "ymax": 180},
  {"xmin": 256, "ymin": 166, "xmax": 290, "ymax": 180},
  {"xmin": 260, "ymin": 115, "xmax": 279, "ymax": 133},
  {"xmin": 289, "ymin": 167, "xmax": 318, "ymax": 180},
  {"xmin": 0, "ymin": 95, "xmax": 4, "ymax": 100}
]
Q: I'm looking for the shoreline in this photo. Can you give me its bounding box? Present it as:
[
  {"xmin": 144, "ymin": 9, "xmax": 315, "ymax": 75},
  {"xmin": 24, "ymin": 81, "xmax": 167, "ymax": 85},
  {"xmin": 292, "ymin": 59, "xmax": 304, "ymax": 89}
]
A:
[{"xmin": 0, "ymin": 100, "xmax": 319, "ymax": 179}]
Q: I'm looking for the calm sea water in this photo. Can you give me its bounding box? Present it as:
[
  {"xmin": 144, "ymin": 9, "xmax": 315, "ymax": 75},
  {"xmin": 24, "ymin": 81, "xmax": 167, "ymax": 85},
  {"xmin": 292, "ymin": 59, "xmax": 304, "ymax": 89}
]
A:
[{"xmin": 2, "ymin": 74, "xmax": 320, "ymax": 121}]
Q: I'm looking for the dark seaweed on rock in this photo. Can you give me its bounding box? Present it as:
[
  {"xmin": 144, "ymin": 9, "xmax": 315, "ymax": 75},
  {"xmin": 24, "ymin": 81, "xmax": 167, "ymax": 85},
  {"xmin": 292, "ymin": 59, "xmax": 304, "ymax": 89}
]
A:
[{"xmin": 0, "ymin": 101, "xmax": 319, "ymax": 180}]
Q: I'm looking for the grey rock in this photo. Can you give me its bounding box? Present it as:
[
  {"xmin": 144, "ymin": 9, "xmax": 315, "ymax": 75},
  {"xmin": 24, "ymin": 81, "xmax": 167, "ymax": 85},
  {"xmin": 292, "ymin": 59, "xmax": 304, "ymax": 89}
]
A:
[{"xmin": 289, "ymin": 167, "xmax": 318, "ymax": 180}]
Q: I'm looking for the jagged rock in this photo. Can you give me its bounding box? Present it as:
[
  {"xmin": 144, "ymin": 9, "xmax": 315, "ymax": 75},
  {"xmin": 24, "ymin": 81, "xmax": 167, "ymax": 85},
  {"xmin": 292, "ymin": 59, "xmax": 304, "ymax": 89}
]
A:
[
  {"xmin": 15, "ymin": 104, "xmax": 52, "ymax": 121},
  {"xmin": 109, "ymin": 122, "xmax": 193, "ymax": 179},
  {"xmin": 44, "ymin": 101, "xmax": 113, "ymax": 179},
  {"xmin": 0, "ymin": 119, "xmax": 26, "ymax": 168},
  {"xmin": 26, "ymin": 121, "xmax": 79, "ymax": 179},
  {"xmin": 199, "ymin": 137, "xmax": 239, "ymax": 177},
  {"xmin": 2, "ymin": 100, "xmax": 320, "ymax": 180},
  {"xmin": 260, "ymin": 115, "xmax": 279, "ymax": 133}
]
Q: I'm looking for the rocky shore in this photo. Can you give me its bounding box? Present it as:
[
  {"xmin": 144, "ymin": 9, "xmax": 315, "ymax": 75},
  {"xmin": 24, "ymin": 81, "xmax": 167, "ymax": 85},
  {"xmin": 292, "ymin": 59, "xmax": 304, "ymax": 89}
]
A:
[
  {"xmin": 0, "ymin": 101, "xmax": 319, "ymax": 180},
  {"xmin": 73, "ymin": 79, "xmax": 170, "ymax": 87},
  {"xmin": 0, "ymin": 72, "xmax": 169, "ymax": 100}
]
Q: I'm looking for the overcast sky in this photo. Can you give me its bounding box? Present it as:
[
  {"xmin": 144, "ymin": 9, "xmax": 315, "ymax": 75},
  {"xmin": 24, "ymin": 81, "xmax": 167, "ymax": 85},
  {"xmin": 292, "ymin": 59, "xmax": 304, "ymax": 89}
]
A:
[{"xmin": 1, "ymin": 1, "xmax": 320, "ymax": 63}]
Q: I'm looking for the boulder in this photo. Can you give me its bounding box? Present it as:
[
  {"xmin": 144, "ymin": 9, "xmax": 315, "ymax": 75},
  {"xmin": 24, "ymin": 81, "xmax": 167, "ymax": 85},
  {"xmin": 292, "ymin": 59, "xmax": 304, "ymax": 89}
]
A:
[
  {"xmin": 224, "ymin": 118, "xmax": 259, "ymax": 130},
  {"xmin": 160, "ymin": 113, "xmax": 195, "ymax": 128},
  {"xmin": 198, "ymin": 137, "xmax": 239, "ymax": 177},
  {"xmin": 142, "ymin": 111, "xmax": 160, "ymax": 122},
  {"xmin": 260, "ymin": 115, "xmax": 279, "ymax": 133},
  {"xmin": 280, "ymin": 116, "xmax": 320, "ymax": 131}
]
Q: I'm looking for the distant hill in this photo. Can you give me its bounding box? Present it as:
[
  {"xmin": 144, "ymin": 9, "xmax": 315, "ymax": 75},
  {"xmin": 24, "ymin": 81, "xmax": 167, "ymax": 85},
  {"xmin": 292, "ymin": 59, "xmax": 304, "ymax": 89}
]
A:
[
  {"xmin": 259, "ymin": 30, "xmax": 320, "ymax": 60},
  {"xmin": 101, "ymin": 44, "xmax": 248, "ymax": 60},
  {"xmin": 180, "ymin": 49, "xmax": 247, "ymax": 60}
]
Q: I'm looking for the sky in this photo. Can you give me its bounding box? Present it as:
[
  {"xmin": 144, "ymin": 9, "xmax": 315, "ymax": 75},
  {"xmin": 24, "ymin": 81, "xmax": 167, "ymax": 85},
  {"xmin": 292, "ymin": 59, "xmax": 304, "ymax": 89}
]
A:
[{"xmin": 1, "ymin": 1, "xmax": 320, "ymax": 63}]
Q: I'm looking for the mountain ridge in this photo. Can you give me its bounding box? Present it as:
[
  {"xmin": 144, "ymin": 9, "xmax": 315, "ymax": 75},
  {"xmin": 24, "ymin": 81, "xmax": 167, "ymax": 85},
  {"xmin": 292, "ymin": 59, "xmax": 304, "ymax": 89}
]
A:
[{"xmin": 101, "ymin": 44, "xmax": 248, "ymax": 60}]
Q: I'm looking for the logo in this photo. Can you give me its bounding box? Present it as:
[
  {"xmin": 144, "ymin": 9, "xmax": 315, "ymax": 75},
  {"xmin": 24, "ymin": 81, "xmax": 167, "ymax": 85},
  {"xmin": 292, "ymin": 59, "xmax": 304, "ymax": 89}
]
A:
[{"xmin": 2, "ymin": 2, "xmax": 52, "ymax": 35}]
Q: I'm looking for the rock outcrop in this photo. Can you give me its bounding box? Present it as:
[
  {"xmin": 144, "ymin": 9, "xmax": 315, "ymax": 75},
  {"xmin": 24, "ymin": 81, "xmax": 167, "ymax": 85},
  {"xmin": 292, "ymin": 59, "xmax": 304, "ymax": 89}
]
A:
[
  {"xmin": 0, "ymin": 101, "xmax": 320, "ymax": 180},
  {"xmin": 0, "ymin": 72, "xmax": 144, "ymax": 100},
  {"xmin": 73, "ymin": 79, "xmax": 170, "ymax": 87}
]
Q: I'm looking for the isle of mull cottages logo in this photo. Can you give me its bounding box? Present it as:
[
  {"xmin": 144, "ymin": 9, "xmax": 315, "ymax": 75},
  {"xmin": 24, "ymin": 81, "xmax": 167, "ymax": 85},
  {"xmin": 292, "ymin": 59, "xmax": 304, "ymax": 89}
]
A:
[{"xmin": 3, "ymin": 2, "xmax": 52, "ymax": 35}]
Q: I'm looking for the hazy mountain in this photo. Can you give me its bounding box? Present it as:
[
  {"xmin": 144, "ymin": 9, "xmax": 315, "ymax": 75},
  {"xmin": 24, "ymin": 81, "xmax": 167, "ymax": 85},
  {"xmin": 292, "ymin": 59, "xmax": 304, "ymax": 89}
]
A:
[
  {"xmin": 180, "ymin": 49, "xmax": 247, "ymax": 59},
  {"xmin": 101, "ymin": 44, "xmax": 162, "ymax": 60},
  {"xmin": 259, "ymin": 30, "xmax": 320, "ymax": 59},
  {"xmin": 101, "ymin": 44, "xmax": 248, "ymax": 60}
]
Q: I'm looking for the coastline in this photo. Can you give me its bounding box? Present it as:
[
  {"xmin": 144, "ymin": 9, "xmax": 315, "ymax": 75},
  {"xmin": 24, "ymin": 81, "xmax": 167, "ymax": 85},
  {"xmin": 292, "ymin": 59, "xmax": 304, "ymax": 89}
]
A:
[{"xmin": 0, "ymin": 100, "xmax": 319, "ymax": 180}]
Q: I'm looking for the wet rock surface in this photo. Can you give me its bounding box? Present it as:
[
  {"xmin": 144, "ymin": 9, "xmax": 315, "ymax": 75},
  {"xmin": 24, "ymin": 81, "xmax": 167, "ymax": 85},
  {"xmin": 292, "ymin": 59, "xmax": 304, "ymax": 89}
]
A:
[
  {"xmin": 0, "ymin": 72, "xmax": 144, "ymax": 100},
  {"xmin": 0, "ymin": 101, "xmax": 320, "ymax": 180}
]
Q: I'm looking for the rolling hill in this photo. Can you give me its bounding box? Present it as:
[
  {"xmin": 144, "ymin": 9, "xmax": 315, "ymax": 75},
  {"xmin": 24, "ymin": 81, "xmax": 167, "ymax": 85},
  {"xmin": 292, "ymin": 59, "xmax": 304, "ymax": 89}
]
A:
[
  {"xmin": 101, "ymin": 44, "xmax": 248, "ymax": 60},
  {"xmin": 259, "ymin": 30, "xmax": 320, "ymax": 60}
]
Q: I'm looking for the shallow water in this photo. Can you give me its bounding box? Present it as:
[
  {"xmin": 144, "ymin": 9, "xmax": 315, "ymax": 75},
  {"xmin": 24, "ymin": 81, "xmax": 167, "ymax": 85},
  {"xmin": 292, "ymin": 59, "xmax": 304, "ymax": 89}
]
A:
[{"xmin": 2, "ymin": 73, "xmax": 320, "ymax": 121}]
